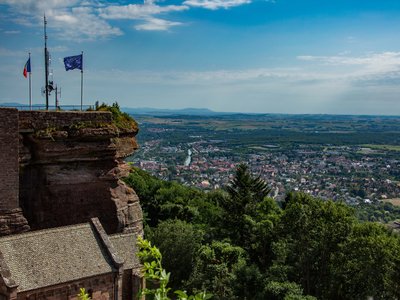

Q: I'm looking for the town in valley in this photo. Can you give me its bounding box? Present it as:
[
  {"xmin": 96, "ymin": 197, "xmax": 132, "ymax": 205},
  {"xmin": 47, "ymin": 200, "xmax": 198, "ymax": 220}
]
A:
[{"xmin": 127, "ymin": 112, "xmax": 400, "ymax": 206}]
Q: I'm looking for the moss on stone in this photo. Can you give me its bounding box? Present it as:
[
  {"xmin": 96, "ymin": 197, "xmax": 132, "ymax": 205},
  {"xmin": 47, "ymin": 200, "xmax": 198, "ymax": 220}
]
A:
[{"xmin": 95, "ymin": 102, "xmax": 138, "ymax": 132}]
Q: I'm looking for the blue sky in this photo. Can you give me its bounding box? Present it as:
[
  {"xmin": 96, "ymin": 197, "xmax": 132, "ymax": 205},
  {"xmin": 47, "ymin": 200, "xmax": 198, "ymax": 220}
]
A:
[{"xmin": 1, "ymin": 0, "xmax": 400, "ymax": 114}]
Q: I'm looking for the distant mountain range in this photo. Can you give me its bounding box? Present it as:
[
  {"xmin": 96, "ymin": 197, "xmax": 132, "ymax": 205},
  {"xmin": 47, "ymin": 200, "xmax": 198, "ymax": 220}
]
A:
[
  {"xmin": 0, "ymin": 103, "xmax": 226, "ymax": 115},
  {"xmin": 0, "ymin": 102, "xmax": 86, "ymax": 110},
  {"xmin": 121, "ymin": 107, "xmax": 227, "ymax": 116},
  {"xmin": 0, "ymin": 102, "xmax": 28, "ymax": 107},
  {"xmin": 2, "ymin": 102, "xmax": 398, "ymax": 117}
]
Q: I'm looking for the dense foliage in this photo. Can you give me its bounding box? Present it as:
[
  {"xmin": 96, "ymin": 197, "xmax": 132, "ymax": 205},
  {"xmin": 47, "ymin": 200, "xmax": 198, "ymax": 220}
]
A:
[
  {"xmin": 137, "ymin": 236, "xmax": 212, "ymax": 300},
  {"xmin": 125, "ymin": 164, "xmax": 400, "ymax": 299},
  {"xmin": 95, "ymin": 102, "xmax": 138, "ymax": 131},
  {"xmin": 355, "ymin": 201, "xmax": 400, "ymax": 223}
]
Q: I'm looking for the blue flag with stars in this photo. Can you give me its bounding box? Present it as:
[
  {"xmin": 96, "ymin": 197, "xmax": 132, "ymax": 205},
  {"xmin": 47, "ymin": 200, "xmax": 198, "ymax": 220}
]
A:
[{"xmin": 63, "ymin": 54, "xmax": 82, "ymax": 71}]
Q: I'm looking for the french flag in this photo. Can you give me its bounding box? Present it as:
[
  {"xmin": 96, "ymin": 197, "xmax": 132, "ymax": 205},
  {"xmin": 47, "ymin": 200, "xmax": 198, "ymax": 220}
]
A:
[{"xmin": 23, "ymin": 57, "xmax": 31, "ymax": 78}]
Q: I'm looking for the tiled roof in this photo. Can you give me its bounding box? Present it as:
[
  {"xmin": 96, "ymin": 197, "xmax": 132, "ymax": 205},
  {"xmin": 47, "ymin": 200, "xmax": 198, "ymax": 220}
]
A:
[
  {"xmin": 0, "ymin": 223, "xmax": 114, "ymax": 292},
  {"xmin": 109, "ymin": 233, "xmax": 140, "ymax": 270}
]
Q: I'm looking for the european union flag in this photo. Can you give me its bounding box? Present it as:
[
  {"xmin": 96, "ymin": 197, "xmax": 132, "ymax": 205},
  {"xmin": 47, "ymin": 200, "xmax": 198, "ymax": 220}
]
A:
[{"xmin": 63, "ymin": 54, "xmax": 83, "ymax": 71}]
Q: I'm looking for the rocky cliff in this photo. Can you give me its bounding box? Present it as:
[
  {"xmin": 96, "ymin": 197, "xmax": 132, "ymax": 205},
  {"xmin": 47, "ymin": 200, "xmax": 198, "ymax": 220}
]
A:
[{"xmin": 17, "ymin": 110, "xmax": 143, "ymax": 235}]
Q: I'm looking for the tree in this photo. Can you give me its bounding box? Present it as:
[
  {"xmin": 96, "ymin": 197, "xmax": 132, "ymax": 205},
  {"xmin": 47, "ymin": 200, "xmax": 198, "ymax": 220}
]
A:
[
  {"xmin": 189, "ymin": 190, "xmax": 225, "ymax": 242},
  {"xmin": 186, "ymin": 241, "xmax": 246, "ymax": 300},
  {"xmin": 226, "ymin": 163, "xmax": 271, "ymax": 209},
  {"xmin": 270, "ymin": 192, "xmax": 356, "ymax": 298},
  {"xmin": 243, "ymin": 196, "xmax": 281, "ymax": 268},
  {"xmin": 147, "ymin": 219, "xmax": 204, "ymax": 291},
  {"xmin": 137, "ymin": 237, "xmax": 212, "ymax": 300},
  {"xmin": 129, "ymin": 165, "xmax": 400, "ymax": 299},
  {"xmin": 330, "ymin": 222, "xmax": 400, "ymax": 300},
  {"xmin": 124, "ymin": 167, "xmax": 164, "ymax": 226},
  {"xmin": 232, "ymin": 263, "xmax": 266, "ymax": 300},
  {"xmin": 125, "ymin": 168, "xmax": 204, "ymax": 226},
  {"xmin": 220, "ymin": 163, "xmax": 272, "ymax": 246},
  {"xmin": 264, "ymin": 281, "xmax": 316, "ymax": 300}
]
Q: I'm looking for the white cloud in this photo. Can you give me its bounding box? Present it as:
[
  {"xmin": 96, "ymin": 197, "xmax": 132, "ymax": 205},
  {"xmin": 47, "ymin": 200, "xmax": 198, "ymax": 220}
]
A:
[
  {"xmin": 99, "ymin": 3, "xmax": 188, "ymax": 19},
  {"xmin": 48, "ymin": 45, "xmax": 69, "ymax": 52},
  {"xmin": 85, "ymin": 60, "xmax": 400, "ymax": 114},
  {"xmin": 0, "ymin": 0, "xmax": 122, "ymax": 40},
  {"xmin": 0, "ymin": 0, "xmax": 188, "ymax": 37},
  {"xmin": 3, "ymin": 30, "xmax": 20, "ymax": 34},
  {"xmin": 297, "ymin": 52, "xmax": 400, "ymax": 66},
  {"xmin": 0, "ymin": 0, "xmax": 79, "ymax": 12},
  {"xmin": 0, "ymin": 47, "xmax": 26, "ymax": 57},
  {"xmin": 93, "ymin": 51, "xmax": 400, "ymax": 91},
  {"xmin": 47, "ymin": 6, "xmax": 123, "ymax": 40},
  {"xmin": 297, "ymin": 52, "xmax": 400, "ymax": 79},
  {"xmin": 88, "ymin": 67, "xmax": 315, "ymax": 86},
  {"xmin": 183, "ymin": 0, "xmax": 251, "ymax": 10},
  {"xmin": 135, "ymin": 17, "xmax": 183, "ymax": 31},
  {"xmin": 98, "ymin": 2, "xmax": 188, "ymax": 31}
]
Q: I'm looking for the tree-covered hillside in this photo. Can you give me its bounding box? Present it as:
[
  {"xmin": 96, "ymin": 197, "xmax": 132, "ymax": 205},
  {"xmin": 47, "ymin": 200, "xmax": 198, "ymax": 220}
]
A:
[{"xmin": 125, "ymin": 165, "xmax": 400, "ymax": 300}]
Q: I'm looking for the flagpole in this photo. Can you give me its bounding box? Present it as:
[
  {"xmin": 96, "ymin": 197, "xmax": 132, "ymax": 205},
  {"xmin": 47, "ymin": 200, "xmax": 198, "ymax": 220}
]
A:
[
  {"xmin": 29, "ymin": 52, "xmax": 32, "ymax": 110},
  {"xmin": 81, "ymin": 51, "xmax": 83, "ymax": 111},
  {"xmin": 44, "ymin": 14, "xmax": 49, "ymax": 110}
]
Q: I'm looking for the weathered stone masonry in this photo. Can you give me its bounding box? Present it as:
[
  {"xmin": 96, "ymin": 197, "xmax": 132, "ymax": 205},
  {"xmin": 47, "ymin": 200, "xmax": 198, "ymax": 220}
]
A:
[
  {"xmin": 0, "ymin": 108, "xmax": 29, "ymax": 235},
  {"xmin": 18, "ymin": 110, "xmax": 143, "ymax": 235},
  {"xmin": 0, "ymin": 108, "xmax": 144, "ymax": 300},
  {"xmin": 0, "ymin": 109, "xmax": 143, "ymax": 236},
  {"xmin": 18, "ymin": 110, "xmax": 113, "ymax": 130},
  {"xmin": 0, "ymin": 108, "xmax": 19, "ymax": 209}
]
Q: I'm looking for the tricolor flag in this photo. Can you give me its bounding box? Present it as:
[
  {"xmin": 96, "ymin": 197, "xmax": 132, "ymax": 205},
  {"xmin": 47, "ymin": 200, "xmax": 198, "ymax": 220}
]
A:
[
  {"xmin": 23, "ymin": 57, "xmax": 31, "ymax": 78},
  {"xmin": 63, "ymin": 54, "xmax": 83, "ymax": 71}
]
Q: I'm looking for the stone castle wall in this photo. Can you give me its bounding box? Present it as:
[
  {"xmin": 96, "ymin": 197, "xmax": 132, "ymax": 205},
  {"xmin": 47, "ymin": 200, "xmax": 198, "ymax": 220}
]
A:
[
  {"xmin": 17, "ymin": 273, "xmax": 115, "ymax": 300},
  {"xmin": 0, "ymin": 108, "xmax": 29, "ymax": 235},
  {"xmin": 0, "ymin": 108, "xmax": 19, "ymax": 210},
  {"xmin": 0, "ymin": 108, "xmax": 142, "ymax": 236},
  {"xmin": 19, "ymin": 110, "xmax": 112, "ymax": 130}
]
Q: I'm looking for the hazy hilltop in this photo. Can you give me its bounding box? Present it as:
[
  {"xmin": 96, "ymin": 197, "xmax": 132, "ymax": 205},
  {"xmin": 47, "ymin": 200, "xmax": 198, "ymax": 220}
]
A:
[{"xmin": 122, "ymin": 107, "xmax": 224, "ymax": 116}]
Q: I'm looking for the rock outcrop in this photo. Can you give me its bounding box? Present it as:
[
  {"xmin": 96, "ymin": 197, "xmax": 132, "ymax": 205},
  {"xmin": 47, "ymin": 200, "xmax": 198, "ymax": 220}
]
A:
[{"xmin": 18, "ymin": 111, "xmax": 143, "ymax": 235}]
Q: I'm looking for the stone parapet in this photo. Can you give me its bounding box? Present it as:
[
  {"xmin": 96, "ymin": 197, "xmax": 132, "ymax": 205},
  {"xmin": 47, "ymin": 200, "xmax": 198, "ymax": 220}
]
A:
[{"xmin": 19, "ymin": 110, "xmax": 112, "ymax": 131}]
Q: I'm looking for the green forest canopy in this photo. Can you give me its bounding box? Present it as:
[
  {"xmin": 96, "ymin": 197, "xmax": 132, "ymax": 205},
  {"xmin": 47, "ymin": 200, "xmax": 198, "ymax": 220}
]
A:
[{"xmin": 125, "ymin": 164, "xmax": 400, "ymax": 300}]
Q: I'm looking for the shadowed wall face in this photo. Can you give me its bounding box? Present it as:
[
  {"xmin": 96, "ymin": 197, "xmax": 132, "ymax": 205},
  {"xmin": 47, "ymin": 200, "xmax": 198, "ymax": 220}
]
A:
[
  {"xmin": 0, "ymin": 108, "xmax": 19, "ymax": 210},
  {"xmin": 0, "ymin": 108, "xmax": 29, "ymax": 236}
]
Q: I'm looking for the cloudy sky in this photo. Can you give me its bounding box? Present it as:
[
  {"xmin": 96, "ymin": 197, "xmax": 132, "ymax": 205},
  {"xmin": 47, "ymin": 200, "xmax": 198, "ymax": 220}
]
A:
[{"xmin": 1, "ymin": 0, "xmax": 400, "ymax": 114}]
